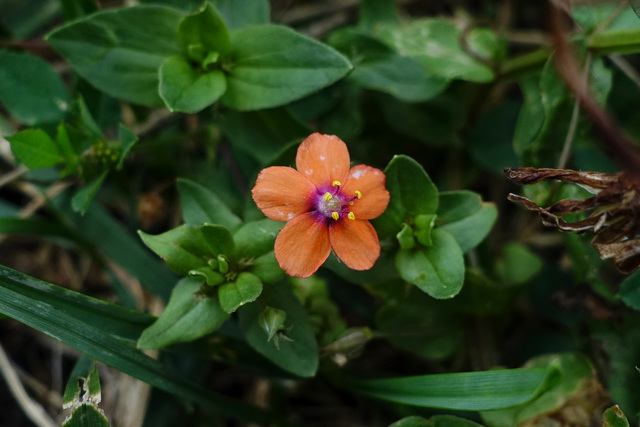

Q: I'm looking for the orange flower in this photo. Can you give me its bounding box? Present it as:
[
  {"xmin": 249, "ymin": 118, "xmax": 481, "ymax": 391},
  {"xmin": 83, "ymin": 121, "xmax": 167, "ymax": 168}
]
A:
[{"xmin": 252, "ymin": 133, "xmax": 390, "ymax": 278}]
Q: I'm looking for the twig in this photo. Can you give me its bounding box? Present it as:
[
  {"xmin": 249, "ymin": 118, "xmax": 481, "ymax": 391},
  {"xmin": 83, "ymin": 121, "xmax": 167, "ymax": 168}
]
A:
[
  {"xmin": 0, "ymin": 165, "xmax": 28, "ymax": 189},
  {"xmin": 557, "ymin": 53, "xmax": 592, "ymax": 169},
  {"xmin": 550, "ymin": 4, "xmax": 640, "ymax": 179},
  {"xmin": 0, "ymin": 344, "xmax": 57, "ymax": 427},
  {"xmin": 608, "ymin": 54, "xmax": 640, "ymax": 91}
]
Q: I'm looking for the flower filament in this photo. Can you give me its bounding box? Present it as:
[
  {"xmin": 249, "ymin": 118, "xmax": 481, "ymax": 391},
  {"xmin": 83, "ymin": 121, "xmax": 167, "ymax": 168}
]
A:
[{"xmin": 316, "ymin": 181, "xmax": 361, "ymax": 221}]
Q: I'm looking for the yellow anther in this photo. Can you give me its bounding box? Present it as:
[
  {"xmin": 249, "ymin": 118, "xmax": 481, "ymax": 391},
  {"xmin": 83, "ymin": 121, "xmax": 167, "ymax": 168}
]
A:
[
  {"xmin": 331, "ymin": 212, "xmax": 339, "ymax": 221},
  {"xmin": 324, "ymin": 192, "xmax": 333, "ymax": 201},
  {"xmin": 348, "ymin": 212, "xmax": 355, "ymax": 220},
  {"xmin": 332, "ymin": 180, "xmax": 342, "ymax": 187},
  {"xmin": 355, "ymin": 190, "xmax": 362, "ymax": 199}
]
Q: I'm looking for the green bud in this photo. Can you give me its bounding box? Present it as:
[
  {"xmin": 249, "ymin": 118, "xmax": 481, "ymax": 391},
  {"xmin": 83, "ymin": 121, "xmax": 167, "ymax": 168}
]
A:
[
  {"xmin": 188, "ymin": 266, "xmax": 224, "ymax": 287},
  {"xmin": 202, "ymin": 51, "xmax": 220, "ymax": 70},
  {"xmin": 415, "ymin": 228, "xmax": 433, "ymax": 246},
  {"xmin": 414, "ymin": 214, "xmax": 437, "ymax": 230},
  {"xmin": 217, "ymin": 254, "xmax": 229, "ymax": 274},
  {"xmin": 396, "ymin": 223, "xmax": 416, "ymax": 250},
  {"xmin": 258, "ymin": 306, "xmax": 287, "ymax": 343}
]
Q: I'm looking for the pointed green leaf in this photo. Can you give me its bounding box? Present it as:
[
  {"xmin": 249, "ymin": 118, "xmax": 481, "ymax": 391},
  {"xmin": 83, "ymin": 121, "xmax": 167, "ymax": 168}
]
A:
[
  {"xmin": 218, "ymin": 272, "xmax": 262, "ymax": 314},
  {"xmin": 178, "ymin": 2, "xmax": 229, "ymax": 59},
  {"xmin": 51, "ymin": 192, "xmax": 176, "ymax": 301},
  {"xmin": 8, "ymin": 129, "xmax": 63, "ymax": 169},
  {"xmin": 374, "ymin": 155, "xmax": 439, "ymax": 238},
  {"xmin": 480, "ymin": 354, "xmax": 594, "ymax": 426},
  {"xmin": 138, "ymin": 277, "xmax": 229, "ymax": 349},
  {"xmin": 63, "ymin": 358, "xmax": 101, "ymax": 407},
  {"xmin": 396, "ymin": 229, "xmax": 464, "ymax": 299},
  {"xmin": 211, "ymin": 0, "xmax": 269, "ymax": 30},
  {"xmin": 343, "ymin": 366, "xmax": 559, "ymax": 410},
  {"xmin": 71, "ymin": 170, "xmax": 109, "ymax": 214},
  {"xmin": 159, "ymin": 55, "xmax": 227, "ymax": 113},
  {"xmin": 376, "ymin": 19, "xmax": 496, "ymax": 83},
  {"xmin": 390, "ymin": 415, "xmax": 483, "ymax": 427},
  {"xmin": 437, "ymin": 191, "xmax": 497, "ymax": 253},
  {"xmin": 46, "ymin": 6, "xmax": 184, "ymax": 106},
  {"xmin": 603, "ymin": 405, "xmax": 630, "ymax": 427},
  {"xmin": 238, "ymin": 281, "xmax": 318, "ymax": 377},
  {"xmin": 116, "ymin": 124, "xmax": 137, "ymax": 170},
  {"xmin": 139, "ymin": 224, "xmax": 234, "ymax": 275},
  {"xmin": 0, "ymin": 50, "xmax": 70, "ymax": 125},
  {"xmin": 62, "ymin": 405, "xmax": 109, "ymax": 427},
  {"xmin": 233, "ymin": 219, "xmax": 282, "ymax": 258},
  {"xmin": 177, "ymin": 178, "xmax": 243, "ymax": 230},
  {"xmin": 0, "ymin": 265, "xmax": 271, "ymax": 423},
  {"xmin": 222, "ymin": 25, "xmax": 351, "ymax": 111}
]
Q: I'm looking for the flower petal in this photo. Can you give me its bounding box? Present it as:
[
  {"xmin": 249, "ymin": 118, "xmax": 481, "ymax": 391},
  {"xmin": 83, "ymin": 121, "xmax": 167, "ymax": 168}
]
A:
[
  {"xmin": 296, "ymin": 133, "xmax": 350, "ymax": 188},
  {"xmin": 252, "ymin": 166, "xmax": 316, "ymax": 222},
  {"xmin": 329, "ymin": 219, "xmax": 380, "ymax": 271},
  {"xmin": 274, "ymin": 213, "xmax": 331, "ymax": 277},
  {"xmin": 342, "ymin": 165, "xmax": 390, "ymax": 219}
]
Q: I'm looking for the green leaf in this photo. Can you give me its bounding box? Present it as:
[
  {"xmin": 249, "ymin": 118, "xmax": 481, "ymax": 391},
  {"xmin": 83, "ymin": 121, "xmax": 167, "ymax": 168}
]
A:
[
  {"xmin": 376, "ymin": 289, "xmax": 463, "ymax": 360},
  {"xmin": 258, "ymin": 306, "xmax": 287, "ymax": 342},
  {"xmin": 238, "ymin": 280, "xmax": 318, "ymax": 377},
  {"xmin": 329, "ymin": 29, "xmax": 447, "ymax": 102},
  {"xmin": 71, "ymin": 170, "xmax": 109, "ymax": 214},
  {"xmin": 358, "ymin": 0, "xmax": 398, "ymax": 29},
  {"xmin": 116, "ymin": 124, "xmax": 137, "ymax": 170},
  {"xmin": 480, "ymin": 353, "xmax": 594, "ymax": 426},
  {"xmin": 390, "ymin": 415, "xmax": 483, "ymax": 427},
  {"xmin": 56, "ymin": 124, "xmax": 81, "ymax": 176},
  {"xmin": 0, "ymin": 264, "xmax": 153, "ymax": 342},
  {"xmin": 631, "ymin": 1, "xmax": 640, "ymax": 21},
  {"xmin": 46, "ymin": 6, "xmax": 184, "ymax": 106},
  {"xmin": 468, "ymin": 101, "xmax": 520, "ymax": 174},
  {"xmin": 247, "ymin": 252, "xmax": 284, "ymax": 283},
  {"xmin": 233, "ymin": 219, "xmax": 282, "ymax": 258},
  {"xmin": 218, "ymin": 272, "xmax": 263, "ymax": 314},
  {"xmin": 137, "ymin": 277, "xmax": 229, "ymax": 349},
  {"xmin": 63, "ymin": 357, "xmax": 101, "ymax": 407},
  {"xmin": 63, "ymin": 405, "xmax": 109, "ymax": 427},
  {"xmin": 62, "ymin": 358, "xmax": 109, "ymax": 427},
  {"xmin": 374, "ymin": 155, "xmax": 439, "ymax": 238},
  {"xmin": 60, "ymin": 0, "xmax": 98, "ymax": 21},
  {"xmin": 221, "ymin": 25, "xmax": 352, "ymax": 111},
  {"xmin": 375, "ymin": 19, "xmax": 495, "ymax": 83},
  {"xmin": 0, "ymin": 265, "xmax": 271, "ymax": 423},
  {"xmin": 177, "ymin": 178, "xmax": 243, "ymax": 230},
  {"xmin": 437, "ymin": 191, "xmax": 497, "ymax": 253},
  {"xmin": 8, "ymin": 129, "xmax": 63, "ymax": 169},
  {"xmin": 212, "ymin": 0, "xmax": 270, "ymax": 30},
  {"xmin": 377, "ymin": 93, "xmax": 463, "ymax": 147},
  {"xmin": 495, "ymin": 242, "xmax": 543, "ymax": 286},
  {"xmin": 139, "ymin": 224, "xmax": 235, "ymax": 275},
  {"xmin": 51, "ymin": 192, "xmax": 176, "ymax": 301},
  {"xmin": 342, "ymin": 366, "xmax": 558, "ymax": 410},
  {"xmin": 396, "ymin": 229, "xmax": 464, "ymax": 299},
  {"xmin": 159, "ymin": 55, "xmax": 227, "ymax": 113},
  {"xmin": 178, "ymin": 2, "xmax": 230, "ymax": 60},
  {"xmin": 618, "ymin": 268, "xmax": 640, "ymax": 310},
  {"xmin": 216, "ymin": 107, "xmax": 311, "ymax": 163},
  {"xmin": 0, "ymin": 50, "xmax": 70, "ymax": 125},
  {"xmin": 603, "ymin": 405, "xmax": 630, "ymax": 427},
  {"xmin": 0, "ymin": 0, "xmax": 58, "ymax": 39}
]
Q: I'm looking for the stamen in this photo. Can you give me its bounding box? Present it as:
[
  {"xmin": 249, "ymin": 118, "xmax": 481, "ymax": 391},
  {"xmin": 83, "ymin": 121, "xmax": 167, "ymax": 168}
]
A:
[
  {"xmin": 331, "ymin": 212, "xmax": 339, "ymax": 220},
  {"xmin": 354, "ymin": 190, "xmax": 362, "ymax": 199},
  {"xmin": 332, "ymin": 180, "xmax": 342, "ymax": 187},
  {"xmin": 348, "ymin": 212, "xmax": 355, "ymax": 220},
  {"xmin": 324, "ymin": 192, "xmax": 333, "ymax": 201}
]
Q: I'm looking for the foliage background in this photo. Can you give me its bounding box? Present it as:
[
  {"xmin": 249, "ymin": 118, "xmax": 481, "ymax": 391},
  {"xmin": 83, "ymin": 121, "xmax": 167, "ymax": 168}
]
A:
[{"xmin": 0, "ymin": 0, "xmax": 639, "ymax": 426}]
